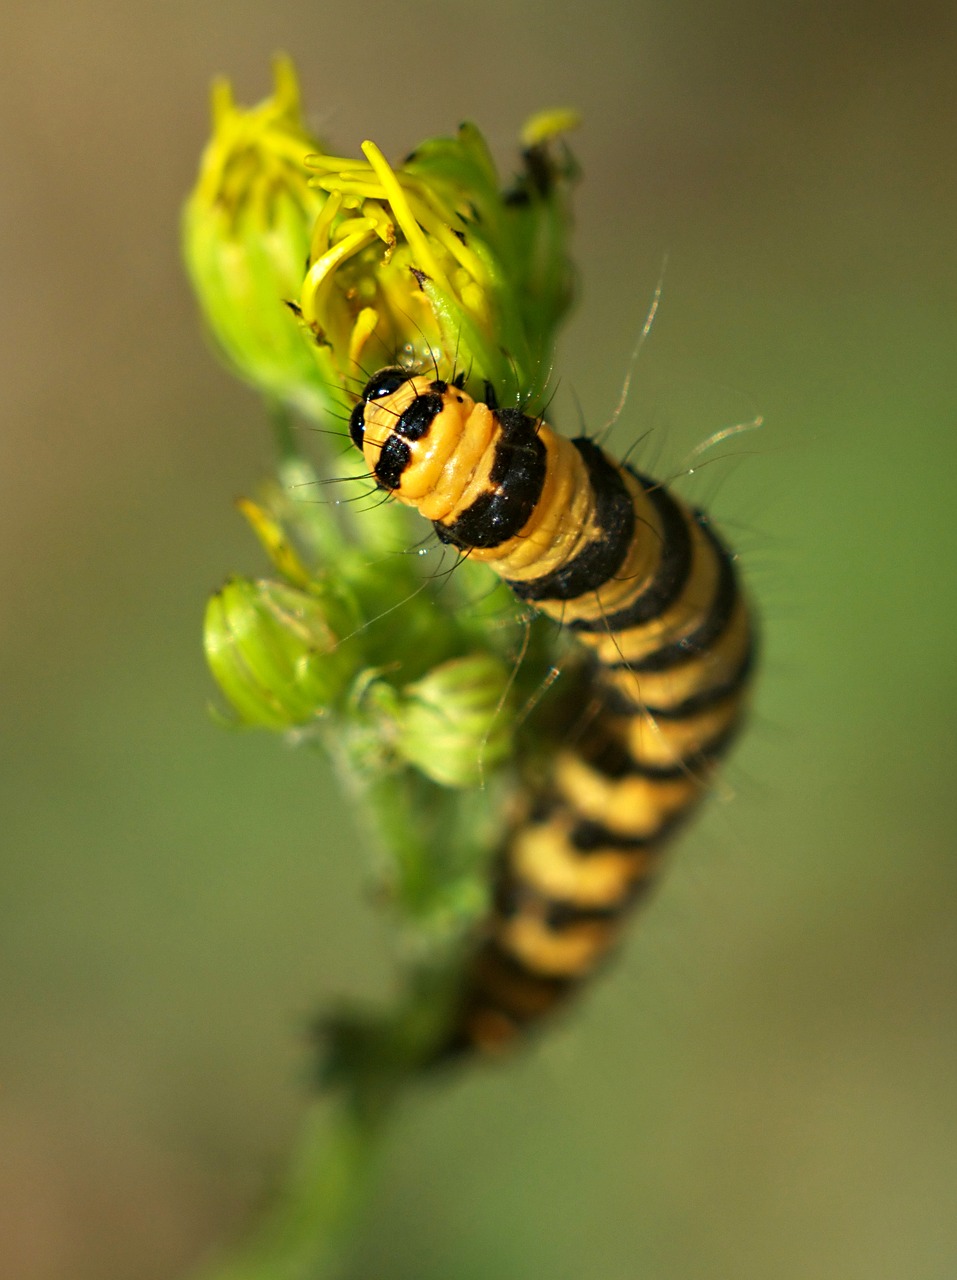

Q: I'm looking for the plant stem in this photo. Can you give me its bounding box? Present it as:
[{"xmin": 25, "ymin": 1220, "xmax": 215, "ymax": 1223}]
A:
[{"xmin": 189, "ymin": 1090, "xmax": 392, "ymax": 1280}]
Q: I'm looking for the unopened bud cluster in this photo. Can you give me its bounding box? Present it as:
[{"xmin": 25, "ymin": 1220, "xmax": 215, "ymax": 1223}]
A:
[{"xmin": 186, "ymin": 59, "xmax": 579, "ymax": 796}]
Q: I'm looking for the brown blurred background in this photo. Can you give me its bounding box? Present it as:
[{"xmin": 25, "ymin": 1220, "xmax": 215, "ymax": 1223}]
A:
[{"xmin": 2, "ymin": 2, "xmax": 955, "ymax": 1278}]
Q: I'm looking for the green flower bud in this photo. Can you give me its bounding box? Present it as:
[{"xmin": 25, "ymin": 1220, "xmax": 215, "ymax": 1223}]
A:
[
  {"xmin": 182, "ymin": 57, "xmax": 336, "ymax": 419},
  {"xmin": 232, "ymin": 491, "xmax": 490, "ymax": 693},
  {"xmin": 204, "ymin": 576, "xmax": 362, "ymax": 730},
  {"xmin": 392, "ymin": 655, "xmax": 515, "ymax": 788}
]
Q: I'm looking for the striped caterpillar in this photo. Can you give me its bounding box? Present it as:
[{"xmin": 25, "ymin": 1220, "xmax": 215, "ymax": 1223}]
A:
[{"xmin": 349, "ymin": 367, "xmax": 755, "ymax": 1054}]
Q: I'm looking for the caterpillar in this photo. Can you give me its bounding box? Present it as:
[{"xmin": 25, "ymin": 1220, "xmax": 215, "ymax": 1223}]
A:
[{"xmin": 349, "ymin": 366, "xmax": 756, "ymax": 1054}]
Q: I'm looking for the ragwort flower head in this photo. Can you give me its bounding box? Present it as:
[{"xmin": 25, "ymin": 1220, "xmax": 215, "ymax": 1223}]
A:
[
  {"xmin": 298, "ymin": 105, "xmax": 579, "ymax": 409},
  {"xmin": 184, "ymin": 59, "xmax": 580, "ymax": 423}
]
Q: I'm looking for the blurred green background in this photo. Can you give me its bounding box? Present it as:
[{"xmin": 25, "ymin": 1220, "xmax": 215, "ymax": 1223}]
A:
[{"xmin": 2, "ymin": 2, "xmax": 955, "ymax": 1277}]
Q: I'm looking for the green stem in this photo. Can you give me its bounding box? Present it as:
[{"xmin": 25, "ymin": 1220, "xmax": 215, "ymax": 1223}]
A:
[{"xmin": 188, "ymin": 1091, "xmax": 392, "ymax": 1280}]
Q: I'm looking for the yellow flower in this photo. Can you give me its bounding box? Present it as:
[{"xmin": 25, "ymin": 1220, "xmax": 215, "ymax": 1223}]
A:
[
  {"xmin": 185, "ymin": 59, "xmax": 579, "ymax": 419},
  {"xmin": 298, "ymin": 116, "xmax": 579, "ymax": 407}
]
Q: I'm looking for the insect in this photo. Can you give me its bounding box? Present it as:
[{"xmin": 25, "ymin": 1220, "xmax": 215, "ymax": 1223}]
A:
[{"xmin": 349, "ymin": 367, "xmax": 756, "ymax": 1054}]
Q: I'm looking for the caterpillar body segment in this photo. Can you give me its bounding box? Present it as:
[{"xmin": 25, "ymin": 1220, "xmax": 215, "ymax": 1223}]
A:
[{"xmin": 349, "ymin": 369, "xmax": 755, "ymax": 1053}]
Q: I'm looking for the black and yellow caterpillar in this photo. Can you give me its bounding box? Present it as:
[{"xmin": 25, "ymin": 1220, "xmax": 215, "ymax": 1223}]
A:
[{"xmin": 349, "ymin": 367, "xmax": 756, "ymax": 1054}]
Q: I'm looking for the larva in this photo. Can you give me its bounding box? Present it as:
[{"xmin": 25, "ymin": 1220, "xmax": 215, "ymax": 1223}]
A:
[{"xmin": 349, "ymin": 367, "xmax": 755, "ymax": 1053}]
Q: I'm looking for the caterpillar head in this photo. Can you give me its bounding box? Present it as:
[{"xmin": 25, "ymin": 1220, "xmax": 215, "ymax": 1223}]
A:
[{"xmin": 349, "ymin": 367, "xmax": 475, "ymax": 503}]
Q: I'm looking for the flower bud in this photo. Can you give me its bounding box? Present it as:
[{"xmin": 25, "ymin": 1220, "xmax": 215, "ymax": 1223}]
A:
[
  {"xmin": 182, "ymin": 57, "xmax": 336, "ymax": 419},
  {"xmin": 392, "ymin": 655, "xmax": 515, "ymax": 788},
  {"xmin": 204, "ymin": 576, "xmax": 362, "ymax": 730}
]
